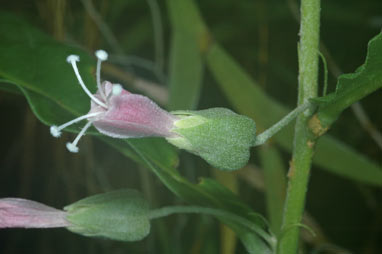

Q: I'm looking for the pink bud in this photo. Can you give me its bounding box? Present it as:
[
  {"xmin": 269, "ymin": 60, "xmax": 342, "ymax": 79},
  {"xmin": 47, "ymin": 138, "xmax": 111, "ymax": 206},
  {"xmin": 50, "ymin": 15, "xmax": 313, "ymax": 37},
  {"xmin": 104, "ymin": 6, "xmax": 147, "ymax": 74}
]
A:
[
  {"xmin": 0, "ymin": 198, "xmax": 70, "ymax": 228},
  {"xmin": 50, "ymin": 50, "xmax": 177, "ymax": 153}
]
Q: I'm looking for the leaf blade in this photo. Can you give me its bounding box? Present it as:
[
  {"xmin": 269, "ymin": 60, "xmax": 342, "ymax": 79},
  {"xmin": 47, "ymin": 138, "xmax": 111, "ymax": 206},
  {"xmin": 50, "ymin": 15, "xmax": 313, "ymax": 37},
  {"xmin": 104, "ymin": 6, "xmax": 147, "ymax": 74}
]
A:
[{"xmin": 316, "ymin": 33, "xmax": 382, "ymax": 127}]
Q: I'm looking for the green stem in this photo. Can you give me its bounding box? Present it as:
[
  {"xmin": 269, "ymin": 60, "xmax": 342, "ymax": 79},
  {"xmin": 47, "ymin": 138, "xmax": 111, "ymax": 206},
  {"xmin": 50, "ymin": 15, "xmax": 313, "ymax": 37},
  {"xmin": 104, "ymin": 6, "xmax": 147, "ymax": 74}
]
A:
[
  {"xmin": 278, "ymin": 0, "xmax": 321, "ymax": 253},
  {"xmin": 149, "ymin": 205, "xmax": 276, "ymax": 248},
  {"xmin": 253, "ymin": 102, "xmax": 311, "ymax": 146}
]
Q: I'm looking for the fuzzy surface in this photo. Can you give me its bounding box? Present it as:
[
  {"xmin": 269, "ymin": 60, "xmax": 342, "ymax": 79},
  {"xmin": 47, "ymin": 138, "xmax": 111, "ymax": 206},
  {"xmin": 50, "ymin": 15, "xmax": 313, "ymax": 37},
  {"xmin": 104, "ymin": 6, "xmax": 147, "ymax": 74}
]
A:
[
  {"xmin": 171, "ymin": 108, "xmax": 256, "ymax": 170},
  {"xmin": 65, "ymin": 189, "xmax": 150, "ymax": 242}
]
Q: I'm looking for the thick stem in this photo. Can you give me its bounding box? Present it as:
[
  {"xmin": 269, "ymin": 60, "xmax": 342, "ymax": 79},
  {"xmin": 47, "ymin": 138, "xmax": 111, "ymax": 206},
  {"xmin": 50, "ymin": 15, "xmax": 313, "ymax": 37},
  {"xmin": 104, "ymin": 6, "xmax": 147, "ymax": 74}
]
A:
[{"xmin": 278, "ymin": 0, "xmax": 321, "ymax": 253}]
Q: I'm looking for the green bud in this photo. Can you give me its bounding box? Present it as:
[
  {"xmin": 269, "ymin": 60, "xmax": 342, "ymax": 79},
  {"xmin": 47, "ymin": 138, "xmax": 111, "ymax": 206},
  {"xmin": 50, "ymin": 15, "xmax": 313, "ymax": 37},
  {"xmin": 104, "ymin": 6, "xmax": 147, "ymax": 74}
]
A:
[
  {"xmin": 167, "ymin": 108, "xmax": 256, "ymax": 170},
  {"xmin": 64, "ymin": 189, "xmax": 150, "ymax": 242}
]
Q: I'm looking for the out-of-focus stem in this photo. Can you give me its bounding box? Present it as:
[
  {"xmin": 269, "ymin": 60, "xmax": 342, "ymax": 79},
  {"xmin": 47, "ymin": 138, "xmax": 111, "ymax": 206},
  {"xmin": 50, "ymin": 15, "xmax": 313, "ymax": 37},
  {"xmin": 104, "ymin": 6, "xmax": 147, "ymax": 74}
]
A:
[{"xmin": 259, "ymin": 145, "xmax": 287, "ymax": 236}]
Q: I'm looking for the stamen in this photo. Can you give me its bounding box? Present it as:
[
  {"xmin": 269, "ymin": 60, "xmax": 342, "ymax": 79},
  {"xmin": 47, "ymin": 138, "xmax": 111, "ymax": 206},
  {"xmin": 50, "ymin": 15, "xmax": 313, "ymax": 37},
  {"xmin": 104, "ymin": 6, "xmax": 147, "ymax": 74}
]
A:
[
  {"xmin": 95, "ymin": 50, "xmax": 108, "ymax": 61},
  {"xmin": 95, "ymin": 50, "xmax": 108, "ymax": 101},
  {"xmin": 66, "ymin": 55, "xmax": 108, "ymax": 109},
  {"xmin": 66, "ymin": 121, "xmax": 92, "ymax": 153},
  {"xmin": 66, "ymin": 143, "xmax": 79, "ymax": 153},
  {"xmin": 50, "ymin": 126, "xmax": 62, "ymax": 137},
  {"xmin": 66, "ymin": 55, "xmax": 79, "ymax": 63},
  {"xmin": 112, "ymin": 84, "xmax": 123, "ymax": 96},
  {"xmin": 50, "ymin": 112, "xmax": 102, "ymax": 138},
  {"xmin": 106, "ymin": 84, "xmax": 123, "ymax": 101}
]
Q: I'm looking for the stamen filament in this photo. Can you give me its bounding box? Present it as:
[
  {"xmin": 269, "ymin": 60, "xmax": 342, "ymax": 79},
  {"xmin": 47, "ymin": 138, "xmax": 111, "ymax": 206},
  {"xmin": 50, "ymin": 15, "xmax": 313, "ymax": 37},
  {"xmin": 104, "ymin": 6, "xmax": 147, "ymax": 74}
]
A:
[
  {"xmin": 50, "ymin": 112, "xmax": 102, "ymax": 137},
  {"xmin": 66, "ymin": 121, "xmax": 93, "ymax": 153},
  {"xmin": 67, "ymin": 55, "xmax": 108, "ymax": 109},
  {"xmin": 95, "ymin": 50, "xmax": 108, "ymax": 101}
]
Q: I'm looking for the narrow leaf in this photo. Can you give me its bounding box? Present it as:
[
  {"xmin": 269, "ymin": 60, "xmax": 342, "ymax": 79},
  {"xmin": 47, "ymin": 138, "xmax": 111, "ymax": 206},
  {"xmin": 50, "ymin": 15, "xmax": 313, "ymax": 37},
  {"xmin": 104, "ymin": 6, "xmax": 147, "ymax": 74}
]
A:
[
  {"xmin": 316, "ymin": 33, "xmax": 382, "ymax": 128},
  {"xmin": 166, "ymin": 0, "xmax": 207, "ymax": 110}
]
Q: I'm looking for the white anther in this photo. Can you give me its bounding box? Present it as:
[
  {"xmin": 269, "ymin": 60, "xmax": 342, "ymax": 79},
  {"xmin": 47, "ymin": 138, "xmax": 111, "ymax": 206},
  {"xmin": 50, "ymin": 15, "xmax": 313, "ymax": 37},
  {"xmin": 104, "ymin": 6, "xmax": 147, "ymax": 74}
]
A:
[
  {"xmin": 66, "ymin": 142, "xmax": 79, "ymax": 153},
  {"xmin": 95, "ymin": 50, "xmax": 108, "ymax": 101},
  {"xmin": 66, "ymin": 55, "xmax": 79, "ymax": 63},
  {"xmin": 95, "ymin": 50, "xmax": 108, "ymax": 61},
  {"xmin": 50, "ymin": 126, "xmax": 61, "ymax": 138},
  {"xmin": 65, "ymin": 121, "xmax": 92, "ymax": 153},
  {"xmin": 112, "ymin": 84, "xmax": 123, "ymax": 96}
]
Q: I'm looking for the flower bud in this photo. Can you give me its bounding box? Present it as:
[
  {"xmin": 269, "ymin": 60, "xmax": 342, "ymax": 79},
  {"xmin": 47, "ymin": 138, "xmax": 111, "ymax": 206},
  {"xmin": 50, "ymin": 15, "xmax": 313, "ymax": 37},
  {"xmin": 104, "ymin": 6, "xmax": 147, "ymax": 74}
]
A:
[
  {"xmin": 167, "ymin": 108, "xmax": 256, "ymax": 170},
  {"xmin": 64, "ymin": 189, "xmax": 150, "ymax": 242}
]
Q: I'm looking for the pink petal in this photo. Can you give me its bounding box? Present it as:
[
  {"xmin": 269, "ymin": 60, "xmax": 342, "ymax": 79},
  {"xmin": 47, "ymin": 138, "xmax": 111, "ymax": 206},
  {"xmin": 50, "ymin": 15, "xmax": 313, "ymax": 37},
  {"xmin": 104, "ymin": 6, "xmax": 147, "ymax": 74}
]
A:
[
  {"xmin": 91, "ymin": 93, "xmax": 177, "ymax": 138},
  {"xmin": 0, "ymin": 198, "xmax": 70, "ymax": 228}
]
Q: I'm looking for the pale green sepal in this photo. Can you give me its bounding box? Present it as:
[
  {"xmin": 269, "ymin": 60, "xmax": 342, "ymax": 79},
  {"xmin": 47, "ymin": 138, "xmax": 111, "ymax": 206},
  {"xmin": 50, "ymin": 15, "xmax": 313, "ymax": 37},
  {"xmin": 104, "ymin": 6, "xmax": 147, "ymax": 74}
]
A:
[
  {"xmin": 167, "ymin": 108, "xmax": 256, "ymax": 171},
  {"xmin": 64, "ymin": 189, "xmax": 150, "ymax": 242}
]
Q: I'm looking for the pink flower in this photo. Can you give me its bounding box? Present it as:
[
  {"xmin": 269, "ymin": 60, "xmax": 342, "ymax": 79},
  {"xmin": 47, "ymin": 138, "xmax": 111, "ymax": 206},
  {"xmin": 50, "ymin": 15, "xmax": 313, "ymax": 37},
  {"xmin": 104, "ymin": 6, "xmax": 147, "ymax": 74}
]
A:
[
  {"xmin": 0, "ymin": 198, "xmax": 70, "ymax": 228},
  {"xmin": 50, "ymin": 50, "xmax": 177, "ymax": 152}
]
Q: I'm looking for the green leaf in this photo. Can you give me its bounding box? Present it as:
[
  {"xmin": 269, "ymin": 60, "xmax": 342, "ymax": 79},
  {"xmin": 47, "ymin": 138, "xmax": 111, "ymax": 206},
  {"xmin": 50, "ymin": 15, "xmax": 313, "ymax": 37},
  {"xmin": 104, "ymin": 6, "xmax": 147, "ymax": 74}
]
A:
[
  {"xmin": 316, "ymin": 33, "xmax": 382, "ymax": 128},
  {"xmin": 126, "ymin": 141, "xmax": 274, "ymax": 253},
  {"xmin": 167, "ymin": 0, "xmax": 207, "ymax": 110},
  {"xmin": 206, "ymin": 43, "xmax": 382, "ymax": 186},
  {"xmin": 65, "ymin": 189, "xmax": 150, "ymax": 242},
  {"xmin": 0, "ymin": 13, "xmax": 95, "ymax": 119},
  {"xmin": 197, "ymin": 179, "xmax": 274, "ymax": 253},
  {"xmin": 0, "ymin": 78, "xmax": 22, "ymax": 95}
]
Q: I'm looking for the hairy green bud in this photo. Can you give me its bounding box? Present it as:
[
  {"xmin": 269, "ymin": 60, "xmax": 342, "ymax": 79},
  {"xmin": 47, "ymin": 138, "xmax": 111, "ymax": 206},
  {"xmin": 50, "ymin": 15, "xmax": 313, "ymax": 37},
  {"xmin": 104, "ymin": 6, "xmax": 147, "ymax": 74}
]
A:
[
  {"xmin": 167, "ymin": 108, "xmax": 256, "ymax": 170},
  {"xmin": 64, "ymin": 189, "xmax": 150, "ymax": 242}
]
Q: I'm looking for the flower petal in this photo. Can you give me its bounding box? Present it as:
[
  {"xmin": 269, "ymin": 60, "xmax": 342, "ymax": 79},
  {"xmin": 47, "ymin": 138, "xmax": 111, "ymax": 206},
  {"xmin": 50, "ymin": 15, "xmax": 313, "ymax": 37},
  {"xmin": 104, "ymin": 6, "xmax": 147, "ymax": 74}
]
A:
[
  {"xmin": 92, "ymin": 93, "xmax": 177, "ymax": 138},
  {"xmin": 0, "ymin": 198, "xmax": 70, "ymax": 228}
]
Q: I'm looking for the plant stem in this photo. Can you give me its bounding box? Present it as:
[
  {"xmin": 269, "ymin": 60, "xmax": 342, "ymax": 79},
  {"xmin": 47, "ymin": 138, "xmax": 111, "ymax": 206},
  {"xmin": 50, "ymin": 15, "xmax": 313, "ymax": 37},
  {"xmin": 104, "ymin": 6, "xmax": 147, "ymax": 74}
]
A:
[
  {"xmin": 278, "ymin": 0, "xmax": 321, "ymax": 253},
  {"xmin": 253, "ymin": 102, "xmax": 311, "ymax": 146}
]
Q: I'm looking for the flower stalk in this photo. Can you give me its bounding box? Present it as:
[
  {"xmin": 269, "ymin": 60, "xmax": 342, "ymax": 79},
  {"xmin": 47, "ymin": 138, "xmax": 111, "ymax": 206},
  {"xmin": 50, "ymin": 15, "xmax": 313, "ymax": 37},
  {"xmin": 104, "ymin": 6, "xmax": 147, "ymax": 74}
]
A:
[{"xmin": 253, "ymin": 102, "xmax": 312, "ymax": 147}]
